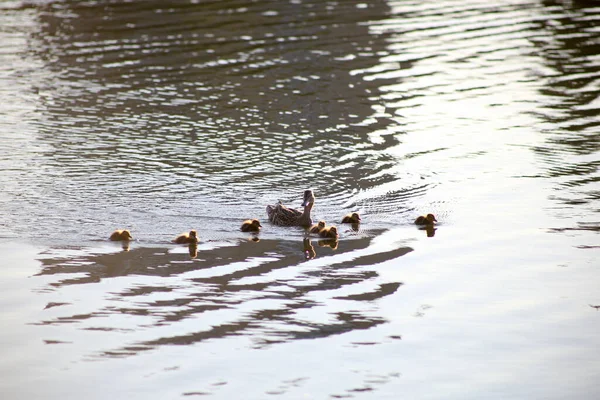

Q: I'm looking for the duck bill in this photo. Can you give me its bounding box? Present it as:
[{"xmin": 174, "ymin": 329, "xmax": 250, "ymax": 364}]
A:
[{"xmin": 301, "ymin": 190, "xmax": 314, "ymax": 207}]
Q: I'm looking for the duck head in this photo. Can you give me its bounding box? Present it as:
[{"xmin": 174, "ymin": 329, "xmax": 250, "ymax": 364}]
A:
[{"xmin": 301, "ymin": 190, "xmax": 315, "ymax": 207}]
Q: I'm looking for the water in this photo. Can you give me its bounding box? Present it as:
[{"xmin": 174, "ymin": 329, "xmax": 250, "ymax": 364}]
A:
[{"xmin": 1, "ymin": 0, "xmax": 599, "ymax": 398}]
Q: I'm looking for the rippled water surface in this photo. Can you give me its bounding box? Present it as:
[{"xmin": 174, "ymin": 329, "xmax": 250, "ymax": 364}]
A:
[{"xmin": 1, "ymin": 0, "xmax": 599, "ymax": 399}]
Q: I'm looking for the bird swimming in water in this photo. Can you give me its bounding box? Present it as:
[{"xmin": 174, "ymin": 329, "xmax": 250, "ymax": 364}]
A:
[
  {"xmin": 241, "ymin": 219, "xmax": 262, "ymax": 232},
  {"xmin": 174, "ymin": 230, "xmax": 199, "ymax": 244},
  {"xmin": 318, "ymin": 225, "xmax": 339, "ymax": 239},
  {"xmin": 414, "ymin": 214, "xmax": 437, "ymax": 226},
  {"xmin": 110, "ymin": 229, "xmax": 133, "ymax": 241},
  {"xmin": 266, "ymin": 189, "xmax": 315, "ymax": 227},
  {"xmin": 309, "ymin": 220, "xmax": 326, "ymax": 234},
  {"xmin": 341, "ymin": 212, "xmax": 361, "ymax": 224}
]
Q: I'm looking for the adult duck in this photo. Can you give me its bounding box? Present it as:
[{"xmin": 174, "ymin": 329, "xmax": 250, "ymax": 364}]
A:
[{"xmin": 266, "ymin": 189, "xmax": 315, "ymax": 227}]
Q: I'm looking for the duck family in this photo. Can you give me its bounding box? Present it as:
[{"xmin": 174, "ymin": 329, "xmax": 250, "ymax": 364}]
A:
[{"xmin": 108, "ymin": 191, "xmax": 439, "ymax": 249}]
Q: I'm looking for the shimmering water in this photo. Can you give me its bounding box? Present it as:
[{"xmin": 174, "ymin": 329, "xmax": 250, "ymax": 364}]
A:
[{"xmin": 1, "ymin": 0, "xmax": 599, "ymax": 399}]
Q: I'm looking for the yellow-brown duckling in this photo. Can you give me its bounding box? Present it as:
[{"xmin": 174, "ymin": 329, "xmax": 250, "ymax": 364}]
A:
[
  {"xmin": 414, "ymin": 213, "xmax": 437, "ymax": 226},
  {"xmin": 341, "ymin": 212, "xmax": 361, "ymax": 224},
  {"xmin": 241, "ymin": 219, "xmax": 262, "ymax": 232},
  {"xmin": 110, "ymin": 229, "xmax": 133, "ymax": 241},
  {"xmin": 174, "ymin": 230, "xmax": 199, "ymax": 244},
  {"xmin": 309, "ymin": 220, "xmax": 326, "ymax": 234},
  {"xmin": 318, "ymin": 225, "xmax": 339, "ymax": 239}
]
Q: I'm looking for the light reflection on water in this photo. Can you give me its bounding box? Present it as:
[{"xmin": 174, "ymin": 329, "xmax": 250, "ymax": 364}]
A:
[{"xmin": 0, "ymin": 0, "xmax": 599, "ymax": 399}]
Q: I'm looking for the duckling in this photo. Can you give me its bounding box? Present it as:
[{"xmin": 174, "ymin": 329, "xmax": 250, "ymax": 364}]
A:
[
  {"xmin": 414, "ymin": 213, "xmax": 437, "ymax": 226},
  {"xmin": 174, "ymin": 230, "xmax": 199, "ymax": 244},
  {"xmin": 341, "ymin": 212, "xmax": 361, "ymax": 224},
  {"xmin": 318, "ymin": 225, "xmax": 339, "ymax": 239},
  {"xmin": 309, "ymin": 220, "xmax": 326, "ymax": 234},
  {"xmin": 241, "ymin": 219, "xmax": 262, "ymax": 232},
  {"xmin": 266, "ymin": 189, "xmax": 315, "ymax": 227},
  {"xmin": 110, "ymin": 229, "xmax": 133, "ymax": 241}
]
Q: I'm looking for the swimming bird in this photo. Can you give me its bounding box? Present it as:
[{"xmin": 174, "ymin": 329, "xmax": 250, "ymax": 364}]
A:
[
  {"xmin": 174, "ymin": 230, "xmax": 199, "ymax": 244},
  {"xmin": 266, "ymin": 189, "xmax": 315, "ymax": 227},
  {"xmin": 241, "ymin": 219, "xmax": 262, "ymax": 232},
  {"xmin": 110, "ymin": 229, "xmax": 133, "ymax": 241},
  {"xmin": 341, "ymin": 212, "xmax": 361, "ymax": 224},
  {"xmin": 318, "ymin": 225, "xmax": 339, "ymax": 239},
  {"xmin": 309, "ymin": 220, "xmax": 326, "ymax": 234},
  {"xmin": 414, "ymin": 214, "xmax": 437, "ymax": 225}
]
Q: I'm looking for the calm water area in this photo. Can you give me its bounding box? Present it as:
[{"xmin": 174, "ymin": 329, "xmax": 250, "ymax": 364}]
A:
[{"xmin": 1, "ymin": 0, "xmax": 599, "ymax": 398}]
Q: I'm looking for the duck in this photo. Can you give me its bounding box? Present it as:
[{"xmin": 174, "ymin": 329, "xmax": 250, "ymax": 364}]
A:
[
  {"xmin": 174, "ymin": 230, "xmax": 199, "ymax": 244},
  {"xmin": 341, "ymin": 212, "xmax": 361, "ymax": 224},
  {"xmin": 241, "ymin": 219, "xmax": 262, "ymax": 232},
  {"xmin": 109, "ymin": 229, "xmax": 133, "ymax": 241},
  {"xmin": 266, "ymin": 189, "xmax": 315, "ymax": 227},
  {"xmin": 414, "ymin": 213, "xmax": 437, "ymax": 226},
  {"xmin": 309, "ymin": 220, "xmax": 326, "ymax": 234},
  {"xmin": 318, "ymin": 225, "xmax": 339, "ymax": 239}
]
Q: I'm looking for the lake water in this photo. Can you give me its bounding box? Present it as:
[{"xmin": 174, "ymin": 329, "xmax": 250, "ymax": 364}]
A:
[{"xmin": 1, "ymin": 0, "xmax": 599, "ymax": 398}]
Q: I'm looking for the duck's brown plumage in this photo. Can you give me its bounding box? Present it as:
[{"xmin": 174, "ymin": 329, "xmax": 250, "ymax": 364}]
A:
[
  {"xmin": 241, "ymin": 219, "xmax": 262, "ymax": 232},
  {"xmin": 266, "ymin": 190, "xmax": 315, "ymax": 227},
  {"xmin": 110, "ymin": 229, "xmax": 133, "ymax": 241},
  {"xmin": 341, "ymin": 212, "xmax": 361, "ymax": 224},
  {"xmin": 174, "ymin": 230, "xmax": 199, "ymax": 244},
  {"xmin": 414, "ymin": 214, "xmax": 437, "ymax": 225}
]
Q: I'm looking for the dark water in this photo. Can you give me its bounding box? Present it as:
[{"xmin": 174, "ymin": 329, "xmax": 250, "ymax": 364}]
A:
[{"xmin": 1, "ymin": 0, "xmax": 599, "ymax": 399}]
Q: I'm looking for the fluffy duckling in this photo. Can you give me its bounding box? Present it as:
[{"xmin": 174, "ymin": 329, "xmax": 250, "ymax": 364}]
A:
[
  {"xmin": 309, "ymin": 220, "xmax": 326, "ymax": 234},
  {"xmin": 110, "ymin": 229, "xmax": 133, "ymax": 241},
  {"xmin": 414, "ymin": 213, "xmax": 437, "ymax": 226},
  {"xmin": 241, "ymin": 219, "xmax": 262, "ymax": 232},
  {"xmin": 318, "ymin": 225, "xmax": 339, "ymax": 239},
  {"xmin": 341, "ymin": 212, "xmax": 361, "ymax": 224},
  {"xmin": 174, "ymin": 230, "xmax": 199, "ymax": 244}
]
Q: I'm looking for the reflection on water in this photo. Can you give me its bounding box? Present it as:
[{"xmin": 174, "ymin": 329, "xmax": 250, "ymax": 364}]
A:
[{"xmin": 34, "ymin": 235, "xmax": 408, "ymax": 355}]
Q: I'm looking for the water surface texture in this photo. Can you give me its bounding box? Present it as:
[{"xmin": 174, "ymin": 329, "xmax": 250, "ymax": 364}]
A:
[{"xmin": 1, "ymin": 0, "xmax": 599, "ymax": 399}]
